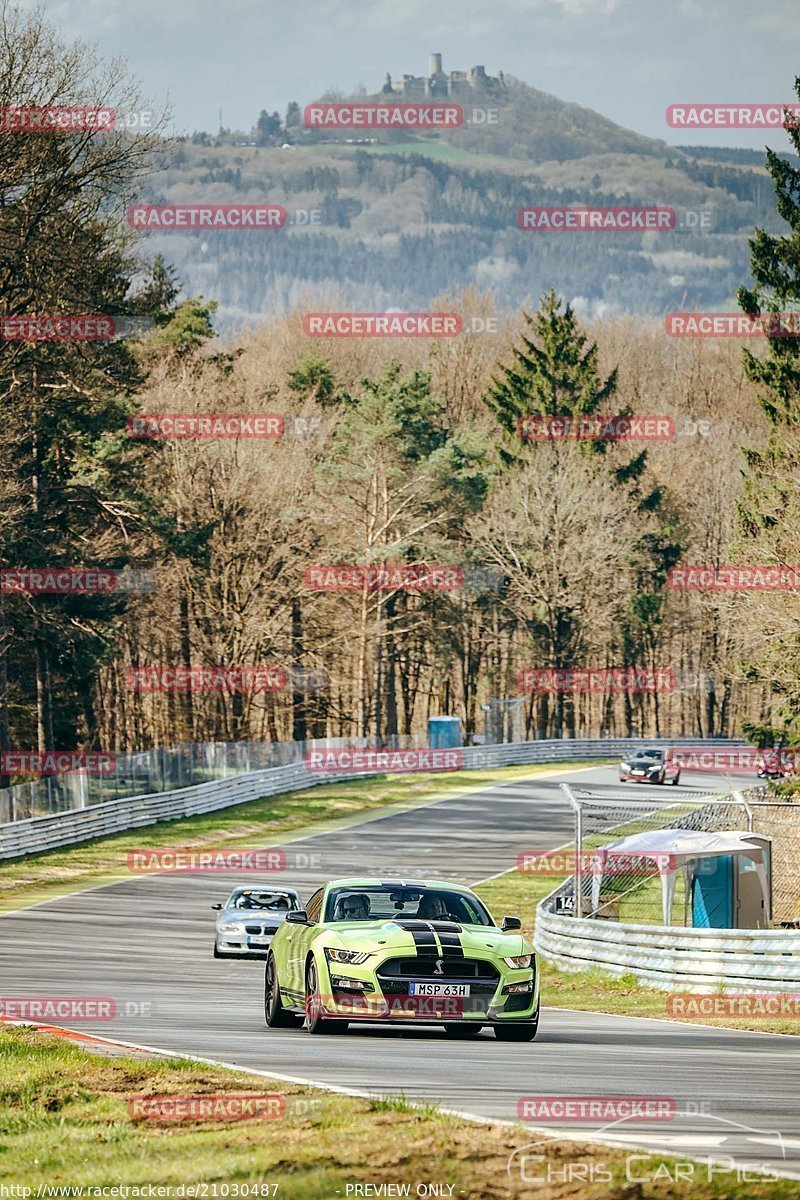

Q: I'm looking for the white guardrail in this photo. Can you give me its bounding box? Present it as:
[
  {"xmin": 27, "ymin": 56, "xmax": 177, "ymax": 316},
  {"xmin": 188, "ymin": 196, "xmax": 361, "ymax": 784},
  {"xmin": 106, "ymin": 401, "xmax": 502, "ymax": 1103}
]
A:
[
  {"xmin": 535, "ymin": 881, "xmax": 800, "ymax": 993},
  {"xmin": 0, "ymin": 736, "xmax": 744, "ymax": 862}
]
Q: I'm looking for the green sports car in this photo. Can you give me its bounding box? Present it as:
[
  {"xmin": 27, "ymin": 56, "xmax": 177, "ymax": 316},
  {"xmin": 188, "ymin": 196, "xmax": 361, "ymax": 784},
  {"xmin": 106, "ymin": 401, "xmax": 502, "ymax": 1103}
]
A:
[{"xmin": 263, "ymin": 877, "xmax": 539, "ymax": 1040}]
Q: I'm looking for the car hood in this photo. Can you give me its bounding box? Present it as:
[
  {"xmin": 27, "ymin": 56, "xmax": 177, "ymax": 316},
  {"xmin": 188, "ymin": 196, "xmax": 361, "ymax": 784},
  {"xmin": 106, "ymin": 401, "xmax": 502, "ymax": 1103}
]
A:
[
  {"xmin": 325, "ymin": 919, "xmax": 530, "ymax": 957},
  {"xmin": 217, "ymin": 912, "xmax": 286, "ymax": 924}
]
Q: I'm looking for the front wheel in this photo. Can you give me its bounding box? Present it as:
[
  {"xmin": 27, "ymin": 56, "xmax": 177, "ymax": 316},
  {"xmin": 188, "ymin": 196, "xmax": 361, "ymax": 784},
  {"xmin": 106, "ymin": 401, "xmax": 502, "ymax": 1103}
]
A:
[
  {"xmin": 264, "ymin": 953, "xmax": 301, "ymax": 1028},
  {"xmin": 305, "ymin": 959, "xmax": 344, "ymax": 1034},
  {"xmin": 671, "ymin": 773, "xmax": 680, "ymax": 786}
]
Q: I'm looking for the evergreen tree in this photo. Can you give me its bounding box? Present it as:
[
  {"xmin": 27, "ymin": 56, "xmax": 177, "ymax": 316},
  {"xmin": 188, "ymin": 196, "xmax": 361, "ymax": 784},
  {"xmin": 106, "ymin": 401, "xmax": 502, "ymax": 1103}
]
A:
[
  {"xmin": 486, "ymin": 289, "xmax": 617, "ymax": 465},
  {"xmin": 734, "ymin": 78, "xmax": 800, "ymax": 734}
]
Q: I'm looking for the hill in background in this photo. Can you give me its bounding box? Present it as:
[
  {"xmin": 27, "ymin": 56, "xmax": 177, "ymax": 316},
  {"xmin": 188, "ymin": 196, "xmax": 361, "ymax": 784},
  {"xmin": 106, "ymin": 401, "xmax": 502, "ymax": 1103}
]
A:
[{"xmin": 138, "ymin": 57, "xmax": 786, "ymax": 331}]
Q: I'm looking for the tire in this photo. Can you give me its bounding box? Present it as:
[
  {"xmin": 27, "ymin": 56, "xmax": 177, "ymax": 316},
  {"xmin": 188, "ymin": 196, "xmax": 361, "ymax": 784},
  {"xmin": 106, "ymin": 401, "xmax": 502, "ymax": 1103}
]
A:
[
  {"xmin": 444, "ymin": 1023, "xmax": 483, "ymax": 1038},
  {"xmin": 264, "ymin": 952, "xmax": 301, "ymax": 1028},
  {"xmin": 494, "ymin": 1006, "xmax": 539, "ymax": 1042},
  {"xmin": 305, "ymin": 959, "xmax": 343, "ymax": 1034},
  {"xmin": 213, "ymin": 942, "xmax": 222, "ymax": 958},
  {"xmin": 671, "ymin": 773, "xmax": 680, "ymax": 786}
]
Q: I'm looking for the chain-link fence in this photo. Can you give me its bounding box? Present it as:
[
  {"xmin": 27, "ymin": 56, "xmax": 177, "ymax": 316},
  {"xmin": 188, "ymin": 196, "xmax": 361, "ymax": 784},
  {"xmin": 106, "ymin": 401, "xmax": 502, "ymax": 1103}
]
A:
[
  {"xmin": 560, "ymin": 784, "xmax": 800, "ymax": 927},
  {"xmin": 0, "ymin": 736, "xmax": 422, "ymax": 823}
]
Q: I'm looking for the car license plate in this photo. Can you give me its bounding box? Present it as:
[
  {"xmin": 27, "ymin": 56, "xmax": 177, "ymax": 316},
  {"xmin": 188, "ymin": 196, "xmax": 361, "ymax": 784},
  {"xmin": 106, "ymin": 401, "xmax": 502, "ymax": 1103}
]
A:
[
  {"xmin": 408, "ymin": 982, "xmax": 470, "ymax": 997},
  {"xmin": 249, "ymin": 936, "xmax": 272, "ymax": 945}
]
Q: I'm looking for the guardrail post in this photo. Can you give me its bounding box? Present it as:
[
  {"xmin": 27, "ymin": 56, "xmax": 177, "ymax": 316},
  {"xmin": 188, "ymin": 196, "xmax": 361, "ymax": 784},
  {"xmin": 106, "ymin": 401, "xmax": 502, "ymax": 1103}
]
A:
[{"xmin": 561, "ymin": 783, "xmax": 582, "ymax": 917}]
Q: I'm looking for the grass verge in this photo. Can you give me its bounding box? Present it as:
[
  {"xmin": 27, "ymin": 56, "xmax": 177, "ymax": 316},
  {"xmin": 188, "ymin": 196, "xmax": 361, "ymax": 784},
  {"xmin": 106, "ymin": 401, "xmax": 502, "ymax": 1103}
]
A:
[
  {"xmin": 0, "ymin": 1024, "xmax": 793, "ymax": 1198},
  {"xmin": 0, "ymin": 762, "xmax": 596, "ymax": 914},
  {"xmin": 475, "ymin": 868, "xmax": 800, "ymax": 1036}
]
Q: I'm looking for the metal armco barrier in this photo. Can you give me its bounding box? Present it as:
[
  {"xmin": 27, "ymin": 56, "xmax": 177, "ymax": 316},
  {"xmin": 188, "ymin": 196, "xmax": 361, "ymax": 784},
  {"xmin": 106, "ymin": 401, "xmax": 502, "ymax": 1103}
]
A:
[
  {"xmin": 0, "ymin": 737, "xmax": 745, "ymax": 861},
  {"xmin": 535, "ymin": 880, "xmax": 800, "ymax": 992}
]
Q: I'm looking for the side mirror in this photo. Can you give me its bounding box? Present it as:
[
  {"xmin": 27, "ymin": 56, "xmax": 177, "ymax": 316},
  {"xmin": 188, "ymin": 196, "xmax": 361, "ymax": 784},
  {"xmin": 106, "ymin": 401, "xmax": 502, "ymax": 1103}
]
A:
[
  {"xmin": 211, "ymin": 903, "xmax": 223, "ymax": 911},
  {"xmin": 501, "ymin": 915, "xmax": 522, "ymax": 931},
  {"xmin": 285, "ymin": 909, "xmax": 310, "ymax": 925}
]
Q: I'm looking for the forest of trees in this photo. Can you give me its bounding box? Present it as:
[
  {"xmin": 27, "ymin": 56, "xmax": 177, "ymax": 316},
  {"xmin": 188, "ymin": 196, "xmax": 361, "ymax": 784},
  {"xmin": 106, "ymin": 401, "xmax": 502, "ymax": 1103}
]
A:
[
  {"xmin": 144, "ymin": 143, "xmax": 770, "ymax": 330},
  {"xmin": 2, "ymin": 5, "xmax": 800, "ymax": 782}
]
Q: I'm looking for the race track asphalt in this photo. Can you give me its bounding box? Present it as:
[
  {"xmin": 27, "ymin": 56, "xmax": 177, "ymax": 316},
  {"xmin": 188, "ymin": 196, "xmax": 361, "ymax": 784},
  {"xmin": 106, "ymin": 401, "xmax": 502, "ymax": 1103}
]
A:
[{"xmin": 1, "ymin": 764, "xmax": 798, "ymax": 1184}]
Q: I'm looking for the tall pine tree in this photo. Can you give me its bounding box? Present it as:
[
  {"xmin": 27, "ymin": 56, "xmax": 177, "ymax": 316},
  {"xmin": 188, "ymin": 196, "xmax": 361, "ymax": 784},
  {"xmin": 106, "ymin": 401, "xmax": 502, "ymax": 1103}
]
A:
[{"xmin": 734, "ymin": 78, "xmax": 800, "ymax": 737}]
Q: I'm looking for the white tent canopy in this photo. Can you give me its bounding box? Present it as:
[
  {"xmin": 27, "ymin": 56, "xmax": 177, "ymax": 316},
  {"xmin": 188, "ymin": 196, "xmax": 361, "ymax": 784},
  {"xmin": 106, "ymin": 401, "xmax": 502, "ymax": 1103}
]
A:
[{"xmin": 589, "ymin": 828, "xmax": 769, "ymax": 925}]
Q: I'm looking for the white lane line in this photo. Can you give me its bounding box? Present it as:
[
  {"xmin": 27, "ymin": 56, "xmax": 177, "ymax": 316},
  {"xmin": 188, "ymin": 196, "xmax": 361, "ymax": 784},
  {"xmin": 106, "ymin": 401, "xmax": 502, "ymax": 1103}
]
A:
[
  {"xmin": 548, "ymin": 1004, "xmax": 800, "ymax": 1042},
  {"xmin": 2, "ymin": 1016, "xmax": 797, "ymax": 1180}
]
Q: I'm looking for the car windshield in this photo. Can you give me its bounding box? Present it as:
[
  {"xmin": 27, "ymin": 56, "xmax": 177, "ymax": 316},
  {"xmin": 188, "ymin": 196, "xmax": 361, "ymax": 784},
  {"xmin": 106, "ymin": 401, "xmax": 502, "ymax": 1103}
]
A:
[
  {"xmin": 229, "ymin": 890, "xmax": 296, "ymax": 911},
  {"xmin": 325, "ymin": 886, "xmax": 493, "ymax": 926},
  {"xmin": 635, "ymin": 750, "xmax": 663, "ymax": 760}
]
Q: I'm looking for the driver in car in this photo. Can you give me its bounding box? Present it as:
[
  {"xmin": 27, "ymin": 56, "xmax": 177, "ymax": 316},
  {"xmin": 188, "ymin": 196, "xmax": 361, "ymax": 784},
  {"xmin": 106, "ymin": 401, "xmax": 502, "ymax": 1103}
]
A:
[
  {"xmin": 340, "ymin": 894, "xmax": 370, "ymax": 920},
  {"xmin": 417, "ymin": 894, "xmax": 453, "ymax": 920}
]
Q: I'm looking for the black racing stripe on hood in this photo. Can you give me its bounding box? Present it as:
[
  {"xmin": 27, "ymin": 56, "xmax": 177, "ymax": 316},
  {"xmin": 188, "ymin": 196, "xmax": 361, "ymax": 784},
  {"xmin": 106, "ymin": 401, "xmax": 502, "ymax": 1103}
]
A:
[
  {"xmin": 394, "ymin": 919, "xmax": 439, "ymax": 955},
  {"xmin": 436, "ymin": 932, "xmax": 465, "ymax": 958}
]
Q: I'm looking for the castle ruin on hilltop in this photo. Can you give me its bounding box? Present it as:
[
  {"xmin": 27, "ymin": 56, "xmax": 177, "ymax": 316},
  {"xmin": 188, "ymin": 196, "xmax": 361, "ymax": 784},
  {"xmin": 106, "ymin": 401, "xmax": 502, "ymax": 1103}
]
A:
[{"xmin": 382, "ymin": 53, "xmax": 505, "ymax": 99}]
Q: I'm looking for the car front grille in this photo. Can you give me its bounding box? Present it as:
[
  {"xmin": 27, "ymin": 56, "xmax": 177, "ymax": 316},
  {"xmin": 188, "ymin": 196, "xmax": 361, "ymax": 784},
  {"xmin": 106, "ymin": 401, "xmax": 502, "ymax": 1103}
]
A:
[
  {"xmin": 376, "ymin": 957, "xmax": 500, "ymax": 994},
  {"xmin": 244, "ymin": 924, "xmax": 276, "ymax": 935}
]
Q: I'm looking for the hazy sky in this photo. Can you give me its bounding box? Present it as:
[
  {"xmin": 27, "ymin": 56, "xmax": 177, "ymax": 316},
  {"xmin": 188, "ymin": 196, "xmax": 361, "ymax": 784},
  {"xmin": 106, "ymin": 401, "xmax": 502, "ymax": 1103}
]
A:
[{"xmin": 31, "ymin": 0, "xmax": 800, "ymax": 150}]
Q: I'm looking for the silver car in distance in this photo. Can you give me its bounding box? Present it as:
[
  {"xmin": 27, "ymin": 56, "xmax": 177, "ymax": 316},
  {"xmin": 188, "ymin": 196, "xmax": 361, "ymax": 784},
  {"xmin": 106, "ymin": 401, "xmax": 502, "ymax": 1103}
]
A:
[{"xmin": 213, "ymin": 886, "xmax": 302, "ymax": 958}]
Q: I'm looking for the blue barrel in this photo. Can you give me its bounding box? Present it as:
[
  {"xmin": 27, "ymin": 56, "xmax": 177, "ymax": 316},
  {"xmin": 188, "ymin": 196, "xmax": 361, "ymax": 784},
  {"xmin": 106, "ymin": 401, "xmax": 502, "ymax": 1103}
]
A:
[{"xmin": 428, "ymin": 716, "xmax": 462, "ymax": 748}]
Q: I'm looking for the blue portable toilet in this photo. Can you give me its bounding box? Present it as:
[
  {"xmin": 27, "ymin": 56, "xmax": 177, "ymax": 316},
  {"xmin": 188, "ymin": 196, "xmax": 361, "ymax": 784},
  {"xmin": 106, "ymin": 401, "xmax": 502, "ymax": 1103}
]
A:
[
  {"xmin": 428, "ymin": 716, "xmax": 462, "ymax": 749},
  {"xmin": 691, "ymin": 856, "xmax": 734, "ymax": 928}
]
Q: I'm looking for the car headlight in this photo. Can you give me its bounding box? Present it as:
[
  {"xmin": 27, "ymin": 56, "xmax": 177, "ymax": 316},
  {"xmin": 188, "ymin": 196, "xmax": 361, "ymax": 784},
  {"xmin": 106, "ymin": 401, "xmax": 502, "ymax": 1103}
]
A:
[
  {"xmin": 218, "ymin": 922, "xmax": 245, "ymax": 933},
  {"xmin": 325, "ymin": 948, "xmax": 371, "ymax": 965},
  {"xmin": 620, "ymin": 763, "xmax": 631, "ymax": 771},
  {"xmin": 503, "ymin": 954, "xmax": 533, "ymax": 969}
]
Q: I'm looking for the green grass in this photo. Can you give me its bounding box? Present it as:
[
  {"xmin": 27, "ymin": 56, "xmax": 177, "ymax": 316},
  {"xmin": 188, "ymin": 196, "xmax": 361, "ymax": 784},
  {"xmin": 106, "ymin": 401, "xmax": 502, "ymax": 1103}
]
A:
[
  {"xmin": 358, "ymin": 139, "xmax": 514, "ymax": 168},
  {"xmin": 476, "ymin": 866, "xmax": 800, "ymax": 1036},
  {"xmin": 1, "ymin": 1025, "xmax": 795, "ymax": 1197},
  {"xmin": 0, "ymin": 762, "xmax": 596, "ymax": 913}
]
